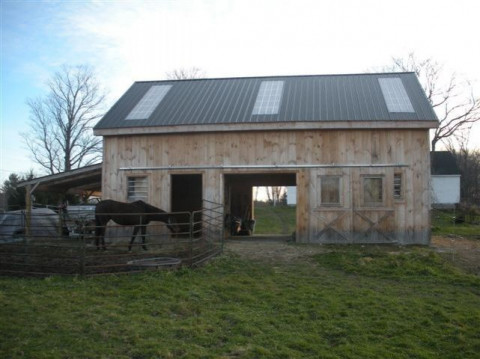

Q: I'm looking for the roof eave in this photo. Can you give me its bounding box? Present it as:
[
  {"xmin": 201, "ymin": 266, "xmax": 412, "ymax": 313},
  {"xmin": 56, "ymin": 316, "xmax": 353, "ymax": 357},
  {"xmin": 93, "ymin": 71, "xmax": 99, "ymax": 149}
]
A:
[{"xmin": 94, "ymin": 120, "xmax": 439, "ymax": 137}]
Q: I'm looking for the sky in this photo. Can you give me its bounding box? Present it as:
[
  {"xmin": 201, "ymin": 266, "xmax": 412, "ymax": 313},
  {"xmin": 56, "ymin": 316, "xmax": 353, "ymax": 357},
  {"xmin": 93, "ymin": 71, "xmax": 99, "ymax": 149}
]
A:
[{"xmin": 1, "ymin": 0, "xmax": 479, "ymax": 184}]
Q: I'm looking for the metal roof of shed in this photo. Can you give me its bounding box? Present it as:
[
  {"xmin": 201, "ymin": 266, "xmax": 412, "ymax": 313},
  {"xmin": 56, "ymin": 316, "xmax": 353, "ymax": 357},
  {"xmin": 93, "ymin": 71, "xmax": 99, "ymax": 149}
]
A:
[
  {"xmin": 94, "ymin": 72, "xmax": 438, "ymax": 131},
  {"xmin": 431, "ymin": 152, "xmax": 461, "ymax": 175}
]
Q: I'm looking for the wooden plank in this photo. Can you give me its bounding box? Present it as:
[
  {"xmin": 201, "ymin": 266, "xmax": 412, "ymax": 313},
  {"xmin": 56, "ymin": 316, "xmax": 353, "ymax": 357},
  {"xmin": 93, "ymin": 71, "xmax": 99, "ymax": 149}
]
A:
[{"xmin": 94, "ymin": 120, "xmax": 438, "ymax": 137}]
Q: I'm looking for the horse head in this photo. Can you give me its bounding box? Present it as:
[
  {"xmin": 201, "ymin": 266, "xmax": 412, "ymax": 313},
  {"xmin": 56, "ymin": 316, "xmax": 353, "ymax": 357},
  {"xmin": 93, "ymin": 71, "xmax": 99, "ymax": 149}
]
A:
[{"xmin": 167, "ymin": 215, "xmax": 181, "ymax": 236}]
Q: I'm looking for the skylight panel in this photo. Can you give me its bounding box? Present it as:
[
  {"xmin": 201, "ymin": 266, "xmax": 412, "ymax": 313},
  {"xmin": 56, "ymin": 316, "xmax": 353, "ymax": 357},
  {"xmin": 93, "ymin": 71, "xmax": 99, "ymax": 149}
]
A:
[
  {"xmin": 378, "ymin": 78, "xmax": 414, "ymax": 113},
  {"xmin": 252, "ymin": 81, "xmax": 284, "ymax": 115},
  {"xmin": 126, "ymin": 85, "xmax": 172, "ymax": 120}
]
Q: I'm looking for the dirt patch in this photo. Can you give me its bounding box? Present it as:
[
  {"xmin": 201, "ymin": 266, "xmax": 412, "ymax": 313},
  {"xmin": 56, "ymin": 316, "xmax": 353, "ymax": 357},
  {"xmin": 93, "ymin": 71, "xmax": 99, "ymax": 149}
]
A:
[
  {"xmin": 431, "ymin": 235, "xmax": 480, "ymax": 275},
  {"xmin": 224, "ymin": 239, "xmax": 327, "ymax": 264}
]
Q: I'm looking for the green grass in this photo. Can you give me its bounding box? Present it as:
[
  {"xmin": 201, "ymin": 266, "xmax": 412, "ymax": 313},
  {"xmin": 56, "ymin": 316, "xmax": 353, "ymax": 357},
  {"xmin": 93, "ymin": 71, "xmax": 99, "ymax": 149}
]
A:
[
  {"xmin": 254, "ymin": 205, "xmax": 296, "ymax": 235},
  {"xmin": 1, "ymin": 246, "xmax": 480, "ymax": 358},
  {"xmin": 431, "ymin": 210, "xmax": 480, "ymax": 237}
]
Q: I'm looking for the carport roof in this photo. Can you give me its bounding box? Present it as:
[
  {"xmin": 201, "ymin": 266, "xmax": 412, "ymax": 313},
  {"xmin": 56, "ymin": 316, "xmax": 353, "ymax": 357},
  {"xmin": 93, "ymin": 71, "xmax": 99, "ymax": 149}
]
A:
[{"xmin": 18, "ymin": 163, "xmax": 102, "ymax": 193}]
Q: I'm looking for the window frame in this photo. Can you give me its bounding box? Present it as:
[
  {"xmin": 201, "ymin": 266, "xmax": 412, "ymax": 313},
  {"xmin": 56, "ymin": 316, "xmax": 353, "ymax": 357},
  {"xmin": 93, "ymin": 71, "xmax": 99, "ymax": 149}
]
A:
[
  {"xmin": 319, "ymin": 175, "xmax": 343, "ymax": 207},
  {"xmin": 362, "ymin": 175, "xmax": 385, "ymax": 207},
  {"xmin": 126, "ymin": 176, "xmax": 149, "ymax": 202},
  {"xmin": 393, "ymin": 172, "xmax": 404, "ymax": 201}
]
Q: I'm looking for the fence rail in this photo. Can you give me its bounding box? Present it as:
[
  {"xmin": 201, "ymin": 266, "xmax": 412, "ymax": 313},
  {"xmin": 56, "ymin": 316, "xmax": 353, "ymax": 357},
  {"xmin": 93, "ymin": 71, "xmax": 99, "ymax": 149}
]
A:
[
  {"xmin": 431, "ymin": 207, "xmax": 480, "ymax": 239},
  {"xmin": 0, "ymin": 201, "xmax": 224, "ymax": 277}
]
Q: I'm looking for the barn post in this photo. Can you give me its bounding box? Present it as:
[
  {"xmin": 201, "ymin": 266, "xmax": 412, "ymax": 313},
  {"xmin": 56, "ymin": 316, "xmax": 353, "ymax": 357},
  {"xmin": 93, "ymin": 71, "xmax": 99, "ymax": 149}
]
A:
[{"xmin": 25, "ymin": 184, "xmax": 32, "ymax": 238}]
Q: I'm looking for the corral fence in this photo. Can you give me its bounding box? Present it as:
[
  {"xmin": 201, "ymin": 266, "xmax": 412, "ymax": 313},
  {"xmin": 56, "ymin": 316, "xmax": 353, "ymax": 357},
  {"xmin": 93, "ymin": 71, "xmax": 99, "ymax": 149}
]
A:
[
  {"xmin": 0, "ymin": 200, "xmax": 224, "ymax": 277},
  {"xmin": 430, "ymin": 206, "xmax": 480, "ymax": 240}
]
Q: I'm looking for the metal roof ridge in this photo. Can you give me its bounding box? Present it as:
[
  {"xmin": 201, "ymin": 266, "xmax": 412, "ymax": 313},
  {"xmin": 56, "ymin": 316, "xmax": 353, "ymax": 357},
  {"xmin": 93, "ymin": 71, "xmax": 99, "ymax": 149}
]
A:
[{"xmin": 132, "ymin": 72, "xmax": 417, "ymax": 84}]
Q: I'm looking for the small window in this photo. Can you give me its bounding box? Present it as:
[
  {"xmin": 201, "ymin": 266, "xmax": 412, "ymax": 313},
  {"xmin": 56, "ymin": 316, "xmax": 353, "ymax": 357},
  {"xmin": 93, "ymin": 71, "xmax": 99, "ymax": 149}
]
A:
[
  {"xmin": 320, "ymin": 176, "xmax": 341, "ymax": 205},
  {"xmin": 394, "ymin": 173, "xmax": 403, "ymax": 200},
  {"xmin": 363, "ymin": 177, "xmax": 383, "ymax": 206},
  {"xmin": 127, "ymin": 177, "xmax": 148, "ymax": 202}
]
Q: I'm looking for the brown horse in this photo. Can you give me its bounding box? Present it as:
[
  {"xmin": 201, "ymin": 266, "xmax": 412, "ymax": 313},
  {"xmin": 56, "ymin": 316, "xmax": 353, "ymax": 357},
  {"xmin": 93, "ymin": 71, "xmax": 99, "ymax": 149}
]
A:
[{"xmin": 95, "ymin": 200, "xmax": 180, "ymax": 251}]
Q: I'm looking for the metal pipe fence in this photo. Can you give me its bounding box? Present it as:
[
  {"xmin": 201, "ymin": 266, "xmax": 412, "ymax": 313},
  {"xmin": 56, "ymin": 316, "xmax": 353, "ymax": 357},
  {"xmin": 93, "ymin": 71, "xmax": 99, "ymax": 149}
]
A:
[{"xmin": 0, "ymin": 201, "xmax": 224, "ymax": 277}]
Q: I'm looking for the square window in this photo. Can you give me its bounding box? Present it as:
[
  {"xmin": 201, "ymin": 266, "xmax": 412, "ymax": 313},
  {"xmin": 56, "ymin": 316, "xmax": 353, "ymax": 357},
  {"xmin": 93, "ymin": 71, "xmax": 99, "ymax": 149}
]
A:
[
  {"xmin": 320, "ymin": 176, "xmax": 341, "ymax": 205},
  {"xmin": 363, "ymin": 177, "xmax": 383, "ymax": 206},
  {"xmin": 127, "ymin": 177, "xmax": 148, "ymax": 202}
]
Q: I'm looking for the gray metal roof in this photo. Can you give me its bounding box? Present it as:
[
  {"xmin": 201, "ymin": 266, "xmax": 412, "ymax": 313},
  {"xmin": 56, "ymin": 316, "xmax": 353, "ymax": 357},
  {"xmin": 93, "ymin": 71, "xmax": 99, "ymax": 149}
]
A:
[{"xmin": 94, "ymin": 72, "xmax": 438, "ymax": 130}]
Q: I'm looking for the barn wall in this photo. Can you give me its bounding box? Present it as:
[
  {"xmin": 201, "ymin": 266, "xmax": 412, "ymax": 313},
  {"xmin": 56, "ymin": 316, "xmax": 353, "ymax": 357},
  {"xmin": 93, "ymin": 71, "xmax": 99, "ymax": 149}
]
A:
[{"xmin": 102, "ymin": 129, "xmax": 431, "ymax": 244}]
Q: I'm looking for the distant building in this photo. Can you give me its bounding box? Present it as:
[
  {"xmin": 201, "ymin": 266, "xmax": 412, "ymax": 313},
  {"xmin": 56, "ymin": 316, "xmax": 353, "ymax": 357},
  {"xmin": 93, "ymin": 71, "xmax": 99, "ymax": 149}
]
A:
[
  {"xmin": 286, "ymin": 187, "xmax": 296, "ymax": 205},
  {"xmin": 431, "ymin": 151, "xmax": 461, "ymax": 208}
]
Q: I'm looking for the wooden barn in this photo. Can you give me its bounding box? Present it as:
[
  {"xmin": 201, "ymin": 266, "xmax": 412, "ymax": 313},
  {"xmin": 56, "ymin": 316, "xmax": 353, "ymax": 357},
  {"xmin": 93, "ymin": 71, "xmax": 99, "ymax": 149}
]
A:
[{"xmin": 93, "ymin": 73, "xmax": 438, "ymax": 245}]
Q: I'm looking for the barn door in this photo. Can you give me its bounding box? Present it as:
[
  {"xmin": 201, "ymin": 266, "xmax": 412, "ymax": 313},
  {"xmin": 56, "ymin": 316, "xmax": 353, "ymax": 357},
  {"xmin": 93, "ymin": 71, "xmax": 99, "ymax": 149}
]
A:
[
  {"xmin": 311, "ymin": 169, "xmax": 353, "ymax": 243},
  {"xmin": 311, "ymin": 168, "xmax": 397, "ymax": 243},
  {"xmin": 351, "ymin": 169, "xmax": 396, "ymax": 243}
]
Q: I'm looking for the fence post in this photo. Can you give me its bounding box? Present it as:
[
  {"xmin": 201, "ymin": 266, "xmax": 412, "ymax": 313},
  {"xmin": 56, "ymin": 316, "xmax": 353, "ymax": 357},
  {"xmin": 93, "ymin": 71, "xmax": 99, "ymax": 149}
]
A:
[
  {"xmin": 80, "ymin": 234, "xmax": 86, "ymax": 277},
  {"xmin": 189, "ymin": 211, "xmax": 194, "ymax": 266},
  {"xmin": 25, "ymin": 184, "xmax": 32, "ymax": 238}
]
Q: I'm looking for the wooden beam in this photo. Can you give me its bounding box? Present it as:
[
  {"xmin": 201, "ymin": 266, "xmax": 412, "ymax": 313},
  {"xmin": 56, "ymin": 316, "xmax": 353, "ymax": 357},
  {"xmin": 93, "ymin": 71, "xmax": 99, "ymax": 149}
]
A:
[{"xmin": 94, "ymin": 120, "xmax": 439, "ymax": 137}]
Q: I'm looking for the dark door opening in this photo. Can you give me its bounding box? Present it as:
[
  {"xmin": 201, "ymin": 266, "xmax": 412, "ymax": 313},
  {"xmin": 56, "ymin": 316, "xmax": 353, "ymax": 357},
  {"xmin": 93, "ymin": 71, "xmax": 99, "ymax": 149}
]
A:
[{"xmin": 171, "ymin": 174, "xmax": 202, "ymax": 235}]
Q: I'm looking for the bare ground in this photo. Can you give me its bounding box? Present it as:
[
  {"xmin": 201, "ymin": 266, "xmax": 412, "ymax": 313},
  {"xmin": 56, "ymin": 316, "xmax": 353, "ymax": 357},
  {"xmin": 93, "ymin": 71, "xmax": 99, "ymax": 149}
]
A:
[
  {"xmin": 225, "ymin": 236, "xmax": 480, "ymax": 275},
  {"xmin": 431, "ymin": 235, "xmax": 480, "ymax": 275}
]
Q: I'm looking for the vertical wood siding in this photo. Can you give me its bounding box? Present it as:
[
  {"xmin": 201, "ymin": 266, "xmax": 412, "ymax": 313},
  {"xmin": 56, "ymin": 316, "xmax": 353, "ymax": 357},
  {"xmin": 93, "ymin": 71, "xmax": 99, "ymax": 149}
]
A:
[{"xmin": 102, "ymin": 129, "xmax": 431, "ymax": 244}]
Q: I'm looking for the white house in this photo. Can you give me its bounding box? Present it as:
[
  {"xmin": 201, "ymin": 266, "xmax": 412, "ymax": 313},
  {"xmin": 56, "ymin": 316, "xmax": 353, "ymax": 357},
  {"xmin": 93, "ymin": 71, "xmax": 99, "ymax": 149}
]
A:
[{"xmin": 431, "ymin": 152, "xmax": 461, "ymax": 207}]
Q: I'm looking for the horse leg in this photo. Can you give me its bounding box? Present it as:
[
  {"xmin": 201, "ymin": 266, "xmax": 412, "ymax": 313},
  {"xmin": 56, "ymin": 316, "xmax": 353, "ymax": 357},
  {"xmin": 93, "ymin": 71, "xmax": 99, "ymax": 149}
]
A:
[
  {"xmin": 128, "ymin": 226, "xmax": 140, "ymax": 252},
  {"xmin": 95, "ymin": 218, "xmax": 107, "ymax": 250},
  {"xmin": 141, "ymin": 225, "xmax": 148, "ymax": 251}
]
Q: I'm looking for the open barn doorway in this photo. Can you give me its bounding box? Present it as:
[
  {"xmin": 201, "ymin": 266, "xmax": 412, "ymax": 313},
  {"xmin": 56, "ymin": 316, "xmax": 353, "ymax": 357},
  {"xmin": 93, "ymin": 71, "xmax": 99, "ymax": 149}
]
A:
[
  {"xmin": 171, "ymin": 174, "xmax": 203, "ymax": 235},
  {"xmin": 224, "ymin": 173, "xmax": 296, "ymax": 239}
]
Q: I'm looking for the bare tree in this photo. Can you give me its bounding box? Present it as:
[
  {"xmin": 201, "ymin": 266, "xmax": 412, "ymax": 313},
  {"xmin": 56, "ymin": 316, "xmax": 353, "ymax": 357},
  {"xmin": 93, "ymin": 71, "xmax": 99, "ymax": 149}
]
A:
[
  {"xmin": 23, "ymin": 65, "xmax": 105, "ymax": 174},
  {"xmin": 385, "ymin": 53, "xmax": 480, "ymax": 151},
  {"xmin": 266, "ymin": 186, "xmax": 285, "ymax": 206},
  {"xmin": 165, "ymin": 67, "xmax": 206, "ymax": 80},
  {"xmin": 446, "ymin": 132, "xmax": 480, "ymax": 205}
]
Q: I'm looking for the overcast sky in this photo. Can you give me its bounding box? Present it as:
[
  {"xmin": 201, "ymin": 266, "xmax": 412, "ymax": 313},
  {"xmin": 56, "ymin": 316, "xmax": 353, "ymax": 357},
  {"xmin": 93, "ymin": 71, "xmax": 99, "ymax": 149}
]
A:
[{"xmin": 1, "ymin": 0, "xmax": 479, "ymax": 183}]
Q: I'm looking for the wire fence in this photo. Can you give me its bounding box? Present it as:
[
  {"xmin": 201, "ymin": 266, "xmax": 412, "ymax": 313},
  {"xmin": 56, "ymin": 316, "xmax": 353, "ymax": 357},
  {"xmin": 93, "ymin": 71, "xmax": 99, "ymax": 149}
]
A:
[
  {"xmin": 0, "ymin": 200, "xmax": 224, "ymax": 277},
  {"xmin": 431, "ymin": 207, "xmax": 480, "ymax": 239}
]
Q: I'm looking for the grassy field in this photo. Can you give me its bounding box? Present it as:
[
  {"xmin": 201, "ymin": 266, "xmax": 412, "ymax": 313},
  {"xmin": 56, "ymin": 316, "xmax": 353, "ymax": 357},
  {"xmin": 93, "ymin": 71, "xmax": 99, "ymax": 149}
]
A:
[
  {"xmin": 253, "ymin": 205, "xmax": 296, "ymax": 235},
  {"xmin": 1, "ymin": 244, "xmax": 479, "ymax": 358}
]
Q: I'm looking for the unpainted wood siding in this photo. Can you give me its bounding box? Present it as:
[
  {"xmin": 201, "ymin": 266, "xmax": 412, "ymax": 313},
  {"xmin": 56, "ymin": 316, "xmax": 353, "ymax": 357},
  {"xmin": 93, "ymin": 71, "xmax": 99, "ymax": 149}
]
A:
[{"xmin": 102, "ymin": 129, "xmax": 431, "ymax": 244}]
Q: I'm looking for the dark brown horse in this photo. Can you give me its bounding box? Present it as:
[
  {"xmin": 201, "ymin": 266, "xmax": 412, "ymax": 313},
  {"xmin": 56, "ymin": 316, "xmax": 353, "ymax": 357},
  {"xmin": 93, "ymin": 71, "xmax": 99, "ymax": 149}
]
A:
[{"xmin": 95, "ymin": 200, "xmax": 180, "ymax": 251}]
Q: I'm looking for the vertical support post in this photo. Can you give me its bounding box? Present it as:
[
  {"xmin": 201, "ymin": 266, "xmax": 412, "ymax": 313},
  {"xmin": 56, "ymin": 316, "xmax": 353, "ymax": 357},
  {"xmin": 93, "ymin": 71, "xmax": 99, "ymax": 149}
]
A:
[
  {"xmin": 220, "ymin": 205, "xmax": 225, "ymax": 254},
  {"xmin": 58, "ymin": 206, "xmax": 64, "ymax": 239},
  {"xmin": 25, "ymin": 184, "xmax": 32, "ymax": 238},
  {"xmin": 189, "ymin": 211, "xmax": 194, "ymax": 266},
  {"xmin": 80, "ymin": 234, "xmax": 86, "ymax": 277}
]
